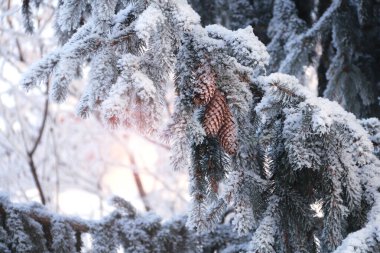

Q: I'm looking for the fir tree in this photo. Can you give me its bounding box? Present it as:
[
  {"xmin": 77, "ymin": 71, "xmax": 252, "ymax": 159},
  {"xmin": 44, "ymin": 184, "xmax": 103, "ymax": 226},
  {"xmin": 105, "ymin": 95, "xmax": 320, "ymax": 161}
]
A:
[
  {"xmin": 1, "ymin": 0, "xmax": 378, "ymax": 252},
  {"xmin": 189, "ymin": 0, "xmax": 380, "ymax": 118}
]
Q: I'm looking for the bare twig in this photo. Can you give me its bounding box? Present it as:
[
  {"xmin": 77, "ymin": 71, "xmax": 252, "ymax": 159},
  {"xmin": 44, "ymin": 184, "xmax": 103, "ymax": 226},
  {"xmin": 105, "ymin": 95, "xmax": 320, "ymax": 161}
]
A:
[
  {"xmin": 128, "ymin": 153, "xmax": 151, "ymax": 212},
  {"xmin": 29, "ymin": 94, "xmax": 49, "ymax": 157},
  {"xmin": 7, "ymin": 0, "xmax": 25, "ymax": 62},
  {"xmin": 28, "ymin": 157, "xmax": 46, "ymax": 204},
  {"xmin": 26, "ymin": 83, "xmax": 49, "ymax": 205}
]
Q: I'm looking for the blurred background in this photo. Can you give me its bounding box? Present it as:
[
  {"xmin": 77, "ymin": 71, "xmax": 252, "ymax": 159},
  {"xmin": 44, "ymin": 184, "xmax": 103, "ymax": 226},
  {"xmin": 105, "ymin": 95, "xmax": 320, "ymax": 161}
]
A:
[{"xmin": 0, "ymin": 0, "xmax": 189, "ymax": 220}]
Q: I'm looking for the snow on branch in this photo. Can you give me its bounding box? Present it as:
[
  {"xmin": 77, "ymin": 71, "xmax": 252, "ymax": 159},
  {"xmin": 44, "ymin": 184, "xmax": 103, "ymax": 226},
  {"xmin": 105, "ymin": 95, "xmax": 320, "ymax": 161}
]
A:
[{"xmin": 0, "ymin": 194, "xmax": 248, "ymax": 252}]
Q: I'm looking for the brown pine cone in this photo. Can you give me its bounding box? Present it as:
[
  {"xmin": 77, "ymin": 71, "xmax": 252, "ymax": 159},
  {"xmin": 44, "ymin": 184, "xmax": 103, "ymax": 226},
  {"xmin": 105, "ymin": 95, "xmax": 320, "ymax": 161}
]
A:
[
  {"xmin": 193, "ymin": 64, "xmax": 216, "ymax": 106},
  {"xmin": 203, "ymin": 90, "xmax": 227, "ymax": 136},
  {"xmin": 218, "ymin": 110, "xmax": 238, "ymax": 155}
]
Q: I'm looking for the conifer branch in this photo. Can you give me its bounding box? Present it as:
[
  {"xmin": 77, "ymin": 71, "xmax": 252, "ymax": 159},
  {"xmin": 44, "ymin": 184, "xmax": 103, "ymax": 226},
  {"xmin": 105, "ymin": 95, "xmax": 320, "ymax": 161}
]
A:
[{"xmin": 0, "ymin": 202, "xmax": 90, "ymax": 233}]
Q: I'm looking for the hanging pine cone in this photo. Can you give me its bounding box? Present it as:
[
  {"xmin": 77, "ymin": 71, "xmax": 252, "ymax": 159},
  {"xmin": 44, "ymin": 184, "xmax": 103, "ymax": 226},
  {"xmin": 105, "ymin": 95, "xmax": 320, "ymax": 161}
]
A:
[
  {"xmin": 203, "ymin": 90, "xmax": 228, "ymax": 136},
  {"xmin": 193, "ymin": 63, "xmax": 216, "ymax": 106},
  {"xmin": 218, "ymin": 110, "xmax": 238, "ymax": 155}
]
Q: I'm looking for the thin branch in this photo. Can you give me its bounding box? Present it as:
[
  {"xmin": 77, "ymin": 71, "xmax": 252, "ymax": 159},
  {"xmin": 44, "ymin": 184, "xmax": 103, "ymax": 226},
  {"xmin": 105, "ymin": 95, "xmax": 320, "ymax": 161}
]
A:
[
  {"xmin": 28, "ymin": 157, "xmax": 46, "ymax": 204},
  {"xmin": 28, "ymin": 91, "xmax": 49, "ymax": 156},
  {"xmin": 304, "ymin": 0, "xmax": 342, "ymax": 38},
  {"xmin": 128, "ymin": 153, "xmax": 151, "ymax": 212},
  {"xmin": 26, "ymin": 83, "xmax": 49, "ymax": 205},
  {"xmin": 7, "ymin": 0, "xmax": 25, "ymax": 62}
]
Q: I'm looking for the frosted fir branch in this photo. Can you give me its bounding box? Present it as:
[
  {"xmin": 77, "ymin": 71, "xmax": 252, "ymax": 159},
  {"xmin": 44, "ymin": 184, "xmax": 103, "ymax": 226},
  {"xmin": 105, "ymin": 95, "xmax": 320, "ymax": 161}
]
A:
[
  {"xmin": 139, "ymin": 16, "xmax": 177, "ymax": 99},
  {"xmin": 351, "ymin": 157, "xmax": 380, "ymax": 247},
  {"xmin": 232, "ymin": 199, "xmax": 255, "ymax": 236},
  {"xmin": 187, "ymin": 198, "xmax": 209, "ymax": 232},
  {"xmin": 76, "ymin": 86, "xmax": 92, "ymax": 118},
  {"xmin": 0, "ymin": 203, "xmax": 90, "ymax": 234},
  {"xmin": 278, "ymin": 35, "xmax": 317, "ymax": 82},
  {"xmin": 21, "ymin": 51, "xmax": 61, "ymax": 90},
  {"xmin": 324, "ymin": 44, "xmax": 376, "ymax": 115},
  {"xmin": 0, "ymin": 195, "xmax": 250, "ymax": 252},
  {"xmin": 266, "ymin": 0, "xmax": 307, "ymax": 73},
  {"xmin": 21, "ymin": 20, "xmax": 94, "ymax": 90},
  {"xmin": 216, "ymin": 61, "xmax": 253, "ymax": 116},
  {"xmin": 167, "ymin": 124, "xmax": 193, "ymax": 171},
  {"xmin": 187, "ymin": 154, "xmax": 209, "ymax": 231},
  {"xmin": 283, "ymin": 109, "xmax": 328, "ymax": 170},
  {"xmin": 321, "ymin": 165, "xmax": 348, "ymax": 252},
  {"xmin": 100, "ymin": 52, "xmax": 166, "ymax": 133},
  {"xmin": 160, "ymin": 0, "xmax": 201, "ymax": 31},
  {"xmin": 50, "ymin": 218, "xmax": 76, "ymax": 253},
  {"xmin": 206, "ymin": 25, "xmax": 269, "ymax": 71},
  {"xmin": 87, "ymin": 47, "xmax": 118, "ymax": 109},
  {"xmin": 281, "ymin": 0, "xmax": 342, "ymax": 53},
  {"xmin": 204, "ymin": 199, "xmax": 227, "ymax": 231},
  {"xmin": 21, "ymin": 0, "xmax": 34, "ymax": 33},
  {"xmin": 248, "ymin": 196, "xmax": 279, "ymax": 253},
  {"xmin": 130, "ymin": 71, "xmax": 162, "ymax": 132},
  {"xmin": 223, "ymin": 168, "xmax": 257, "ymax": 234},
  {"xmin": 4, "ymin": 207, "xmax": 34, "ymax": 252},
  {"xmin": 91, "ymin": 0, "xmax": 118, "ymax": 22},
  {"xmin": 134, "ymin": 4, "xmax": 165, "ymax": 43},
  {"xmin": 254, "ymin": 73, "xmax": 380, "ymax": 251},
  {"xmin": 55, "ymin": 0, "xmax": 87, "ymax": 33},
  {"xmin": 50, "ymin": 36, "xmax": 103, "ymax": 102},
  {"xmin": 360, "ymin": 118, "xmax": 380, "ymax": 158},
  {"xmin": 91, "ymin": 214, "xmax": 120, "ymax": 253},
  {"xmin": 188, "ymin": 137, "xmax": 232, "ymax": 232},
  {"xmin": 113, "ymin": 2, "xmax": 137, "ymax": 25},
  {"xmin": 303, "ymin": 0, "xmax": 342, "ymax": 39},
  {"xmin": 255, "ymin": 74, "xmax": 309, "ymax": 109},
  {"xmin": 110, "ymin": 3, "xmax": 146, "ymax": 49},
  {"xmin": 111, "ymin": 33, "xmax": 146, "ymax": 55},
  {"xmin": 333, "ymin": 191, "xmax": 380, "ymax": 253},
  {"xmin": 267, "ymin": 78, "xmax": 306, "ymax": 106},
  {"xmin": 342, "ymin": 162, "xmax": 362, "ymax": 212},
  {"xmin": 110, "ymin": 196, "xmax": 136, "ymax": 218},
  {"xmin": 272, "ymin": 0, "xmax": 342, "ymax": 82},
  {"xmin": 61, "ymin": 16, "xmax": 95, "ymax": 44},
  {"xmin": 166, "ymin": 106, "xmax": 204, "ymax": 171},
  {"xmin": 99, "ymin": 53, "xmax": 139, "ymax": 121}
]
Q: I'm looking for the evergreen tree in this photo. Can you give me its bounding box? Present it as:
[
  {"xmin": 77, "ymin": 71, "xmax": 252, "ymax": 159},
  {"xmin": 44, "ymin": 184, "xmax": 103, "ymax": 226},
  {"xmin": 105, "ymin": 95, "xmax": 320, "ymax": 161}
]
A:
[
  {"xmin": 189, "ymin": 0, "xmax": 380, "ymax": 118},
  {"xmin": 0, "ymin": 0, "xmax": 379, "ymax": 252}
]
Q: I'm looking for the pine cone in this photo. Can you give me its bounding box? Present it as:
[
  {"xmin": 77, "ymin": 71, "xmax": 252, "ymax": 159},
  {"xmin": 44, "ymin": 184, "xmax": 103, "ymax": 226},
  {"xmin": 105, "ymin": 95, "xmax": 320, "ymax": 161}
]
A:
[
  {"xmin": 218, "ymin": 110, "xmax": 238, "ymax": 155},
  {"xmin": 193, "ymin": 64, "xmax": 216, "ymax": 106},
  {"xmin": 203, "ymin": 90, "xmax": 227, "ymax": 136}
]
